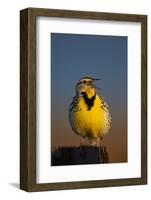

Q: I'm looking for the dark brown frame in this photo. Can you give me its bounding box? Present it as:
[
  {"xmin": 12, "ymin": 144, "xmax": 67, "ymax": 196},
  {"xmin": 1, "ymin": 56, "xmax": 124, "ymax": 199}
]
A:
[{"xmin": 20, "ymin": 7, "xmax": 147, "ymax": 192}]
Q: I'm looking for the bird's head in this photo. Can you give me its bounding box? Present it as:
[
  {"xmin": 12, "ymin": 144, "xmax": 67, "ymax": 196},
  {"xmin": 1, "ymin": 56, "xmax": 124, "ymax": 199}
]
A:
[{"xmin": 76, "ymin": 77, "xmax": 100, "ymax": 98}]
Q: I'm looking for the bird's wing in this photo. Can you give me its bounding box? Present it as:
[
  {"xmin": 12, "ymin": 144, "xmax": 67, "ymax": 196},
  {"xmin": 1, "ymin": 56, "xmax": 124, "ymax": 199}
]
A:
[
  {"xmin": 69, "ymin": 96, "xmax": 80, "ymax": 113},
  {"xmin": 96, "ymin": 89, "xmax": 112, "ymax": 128},
  {"xmin": 96, "ymin": 88, "xmax": 109, "ymax": 109}
]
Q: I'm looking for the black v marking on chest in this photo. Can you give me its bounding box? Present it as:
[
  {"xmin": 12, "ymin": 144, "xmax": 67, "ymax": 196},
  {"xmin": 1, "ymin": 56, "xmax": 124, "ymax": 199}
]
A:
[{"xmin": 81, "ymin": 92, "xmax": 96, "ymax": 111}]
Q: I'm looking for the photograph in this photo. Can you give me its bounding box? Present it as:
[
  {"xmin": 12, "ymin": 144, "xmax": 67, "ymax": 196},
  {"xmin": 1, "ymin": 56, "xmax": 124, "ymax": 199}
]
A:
[{"xmin": 51, "ymin": 32, "xmax": 127, "ymax": 166}]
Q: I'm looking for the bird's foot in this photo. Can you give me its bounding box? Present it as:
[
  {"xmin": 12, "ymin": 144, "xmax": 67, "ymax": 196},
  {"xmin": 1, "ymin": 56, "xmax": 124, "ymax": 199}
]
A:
[
  {"xmin": 96, "ymin": 137, "xmax": 103, "ymax": 147},
  {"xmin": 80, "ymin": 136, "xmax": 87, "ymax": 147}
]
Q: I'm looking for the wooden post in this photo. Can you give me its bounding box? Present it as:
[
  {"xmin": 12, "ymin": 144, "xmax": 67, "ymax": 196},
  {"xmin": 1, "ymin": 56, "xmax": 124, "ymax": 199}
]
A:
[{"xmin": 51, "ymin": 146, "xmax": 109, "ymax": 166}]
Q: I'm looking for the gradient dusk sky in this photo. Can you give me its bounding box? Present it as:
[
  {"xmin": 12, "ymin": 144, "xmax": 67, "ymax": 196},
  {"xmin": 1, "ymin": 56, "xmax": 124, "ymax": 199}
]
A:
[{"xmin": 51, "ymin": 33, "xmax": 127, "ymax": 163}]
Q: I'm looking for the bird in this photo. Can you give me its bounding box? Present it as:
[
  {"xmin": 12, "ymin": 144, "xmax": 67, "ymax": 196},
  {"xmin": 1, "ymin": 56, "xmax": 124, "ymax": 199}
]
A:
[{"xmin": 69, "ymin": 76, "xmax": 111, "ymax": 146}]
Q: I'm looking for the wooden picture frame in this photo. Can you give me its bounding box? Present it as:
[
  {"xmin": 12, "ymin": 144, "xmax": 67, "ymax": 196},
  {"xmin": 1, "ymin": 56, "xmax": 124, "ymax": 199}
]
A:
[{"xmin": 20, "ymin": 7, "xmax": 147, "ymax": 192}]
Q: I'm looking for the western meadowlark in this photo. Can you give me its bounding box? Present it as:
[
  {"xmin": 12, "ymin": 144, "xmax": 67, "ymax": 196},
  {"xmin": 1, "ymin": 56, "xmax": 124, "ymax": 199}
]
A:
[{"xmin": 69, "ymin": 77, "xmax": 111, "ymax": 146}]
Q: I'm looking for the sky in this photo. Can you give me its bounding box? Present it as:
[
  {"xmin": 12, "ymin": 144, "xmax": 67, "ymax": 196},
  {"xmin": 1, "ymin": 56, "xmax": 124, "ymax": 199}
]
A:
[{"xmin": 51, "ymin": 32, "xmax": 127, "ymax": 163}]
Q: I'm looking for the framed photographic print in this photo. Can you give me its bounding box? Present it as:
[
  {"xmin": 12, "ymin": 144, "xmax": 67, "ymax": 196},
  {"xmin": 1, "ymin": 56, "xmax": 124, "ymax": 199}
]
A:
[{"xmin": 20, "ymin": 8, "xmax": 147, "ymax": 191}]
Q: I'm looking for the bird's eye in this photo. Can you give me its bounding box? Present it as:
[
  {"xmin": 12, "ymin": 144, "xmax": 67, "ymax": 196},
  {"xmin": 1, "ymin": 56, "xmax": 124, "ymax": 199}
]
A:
[{"xmin": 83, "ymin": 80, "xmax": 86, "ymax": 84}]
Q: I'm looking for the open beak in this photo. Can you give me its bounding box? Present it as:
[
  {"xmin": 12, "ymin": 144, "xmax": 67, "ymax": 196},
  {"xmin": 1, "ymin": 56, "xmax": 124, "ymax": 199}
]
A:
[{"xmin": 93, "ymin": 78, "xmax": 101, "ymax": 81}]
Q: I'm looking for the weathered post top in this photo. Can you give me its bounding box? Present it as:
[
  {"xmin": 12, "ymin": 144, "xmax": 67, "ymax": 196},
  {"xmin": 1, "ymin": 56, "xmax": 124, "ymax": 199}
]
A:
[{"xmin": 51, "ymin": 146, "xmax": 109, "ymax": 166}]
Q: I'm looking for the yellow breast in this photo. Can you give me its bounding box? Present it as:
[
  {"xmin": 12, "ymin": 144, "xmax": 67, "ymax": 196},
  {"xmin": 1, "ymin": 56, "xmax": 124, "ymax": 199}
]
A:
[{"xmin": 73, "ymin": 95, "xmax": 110, "ymax": 139}]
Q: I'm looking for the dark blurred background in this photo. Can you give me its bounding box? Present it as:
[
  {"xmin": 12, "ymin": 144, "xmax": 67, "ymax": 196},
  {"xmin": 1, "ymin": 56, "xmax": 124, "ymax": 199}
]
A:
[{"xmin": 51, "ymin": 33, "xmax": 127, "ymax": 163}]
